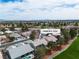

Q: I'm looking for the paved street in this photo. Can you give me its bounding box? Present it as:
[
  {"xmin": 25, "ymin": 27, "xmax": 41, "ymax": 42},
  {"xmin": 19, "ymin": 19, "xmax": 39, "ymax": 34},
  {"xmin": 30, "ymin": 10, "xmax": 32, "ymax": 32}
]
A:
[{"xmin": 0, "ymin": 39, "xmax": 27, "ymax": 49}]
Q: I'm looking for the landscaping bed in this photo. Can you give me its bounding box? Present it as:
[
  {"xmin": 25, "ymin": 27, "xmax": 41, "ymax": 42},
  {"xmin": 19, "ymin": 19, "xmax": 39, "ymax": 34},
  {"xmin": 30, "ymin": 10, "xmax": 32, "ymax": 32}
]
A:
[{"xmin": 53, "ymin": 37, "xmax": 79, "ymax": 59}]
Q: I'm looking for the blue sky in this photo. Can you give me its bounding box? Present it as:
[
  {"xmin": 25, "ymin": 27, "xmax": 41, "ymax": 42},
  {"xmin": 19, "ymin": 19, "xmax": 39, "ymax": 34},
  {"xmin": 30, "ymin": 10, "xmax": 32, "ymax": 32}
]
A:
[
  {"xmin": 0, "ymin": 0, "xmax": 22, "ymax": 2},
  {"xmin": 0, "ymin": 0, "xmax": 79, "ymax": 20}
]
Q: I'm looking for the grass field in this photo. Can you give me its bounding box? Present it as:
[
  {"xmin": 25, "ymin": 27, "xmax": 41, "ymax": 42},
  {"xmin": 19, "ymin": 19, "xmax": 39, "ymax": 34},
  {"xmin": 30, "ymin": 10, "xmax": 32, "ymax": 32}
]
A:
[{"xmin": 53, "ymin": 37, "xmax": 79, "ymax": 59}]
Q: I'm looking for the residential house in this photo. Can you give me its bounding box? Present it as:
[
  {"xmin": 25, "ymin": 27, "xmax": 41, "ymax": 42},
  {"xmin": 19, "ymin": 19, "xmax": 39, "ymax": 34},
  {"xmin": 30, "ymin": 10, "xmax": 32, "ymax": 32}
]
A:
[
  {"xmin": 43, "ymin": 35, "xmax": 58, "ymax": 42},
  {"xmin": 40, "ymin": 29, "xmax": 61, "ymax": 38},
  {"xmin": 0, "ymin": 35, "xmax": 9, "ymax": 45},
  {"xmin": 6, "ymin": 43, "xmax": 34, "ymax": 59},
  {"xmin": 21, "ymin": 31, "xmax": 31, "ymax": 39}
]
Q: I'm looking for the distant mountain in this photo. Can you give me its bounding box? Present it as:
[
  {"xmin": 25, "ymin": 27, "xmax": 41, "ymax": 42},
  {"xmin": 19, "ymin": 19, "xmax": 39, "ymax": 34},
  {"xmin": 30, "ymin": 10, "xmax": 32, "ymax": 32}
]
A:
[{"xmin": 0, "ymin": 19, "xmax": 79, "ymax": 23}]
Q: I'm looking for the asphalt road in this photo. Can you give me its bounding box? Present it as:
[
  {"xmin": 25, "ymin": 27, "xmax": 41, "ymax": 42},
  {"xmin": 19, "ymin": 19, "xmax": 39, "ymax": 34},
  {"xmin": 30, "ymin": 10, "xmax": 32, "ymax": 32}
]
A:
[{"xmin": 0, "ymin": 39, "xmax": 27, "ymax": 48}]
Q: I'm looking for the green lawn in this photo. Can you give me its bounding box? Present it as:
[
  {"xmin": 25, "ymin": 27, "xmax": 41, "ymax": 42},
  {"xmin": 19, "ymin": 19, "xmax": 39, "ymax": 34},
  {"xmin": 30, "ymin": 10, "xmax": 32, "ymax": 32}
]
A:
[{"xmin": 53, "ymin": 37, "xmax": 79, "ymax": 59}]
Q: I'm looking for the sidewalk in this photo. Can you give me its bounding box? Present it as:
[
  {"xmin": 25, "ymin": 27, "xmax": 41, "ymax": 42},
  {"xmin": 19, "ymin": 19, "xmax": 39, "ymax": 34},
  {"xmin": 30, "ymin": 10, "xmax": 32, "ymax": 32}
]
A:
[{"xmin": 0, "ymin": 51, "xmax": 3, "ymax": 59}]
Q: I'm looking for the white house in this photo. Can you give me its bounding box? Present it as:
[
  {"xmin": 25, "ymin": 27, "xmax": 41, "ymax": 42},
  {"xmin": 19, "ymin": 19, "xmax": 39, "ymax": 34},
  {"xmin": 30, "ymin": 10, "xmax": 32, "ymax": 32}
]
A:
[
  {"xmin": 0, "ymin": 31, "xmax": 4, "ymax": 35},
  {"xmin": 5, "ymin": 30, "xmax": 13, "ymax": 34},
  {"xmin": 40, "ymin": 29, "xmax": 61, "ymax": 36},
  {"xmin": 14, "ymin": 28, "xmax": 21, "ymax": 31}
]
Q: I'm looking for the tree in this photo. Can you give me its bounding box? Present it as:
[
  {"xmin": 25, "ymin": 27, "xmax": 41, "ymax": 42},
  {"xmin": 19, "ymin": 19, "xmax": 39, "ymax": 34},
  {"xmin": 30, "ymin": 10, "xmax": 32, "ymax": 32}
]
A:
[
  {"xmin": 21, "ymin": 24, "xmax": 28, "ymax": 32},
  {"xmin": 41, "ymin": 23, "xmax": 46, "ymax": 28},
  {"xmin": 61, "ymin": 29, "xmax": 70, "ymax": 44},
  {"xmin": 30, "ymin": 30, "xmax": 36, "ymax": 40},
  {"xmin": 7, "ymin": 36, "xmax": 15, "ymax": 42},
  {"xmin": 74, "ymin": 22, "xmax": 78, "ymax": 26},
  {"xmin": 57, "ymin": 36, "xmax": 65, "ymax": 45},
  {"xmin": 9, "ymin": 24, "xmax": 15, "ymax": 31},
  {"xmin": 17, "ymin": 23, "xmax": 22, "ymax": 27},
  {"xmin": 63, "ymin": 22, "xmax": 67, "ymax": 26},
  {"xmin": 47, "ymin": 41, "xmax": 57, "ymax": 50},
  {"xmin": 1, "ymin": 28, "xmax": 6, "ymax": 32},
  {"xmin": 53, "ymin": 23, "xmax": 58, "ymax": 28},
  {"xmin": 48, "ymin": 23, "xmax": 53, "ymax": 27},
  {"xmin": 69, "ymin": 29, "xmax": 77, "ymax": 39},
  {"xmin": 34, "ymin": 46, "xmax": 47, "ymax": 59}
]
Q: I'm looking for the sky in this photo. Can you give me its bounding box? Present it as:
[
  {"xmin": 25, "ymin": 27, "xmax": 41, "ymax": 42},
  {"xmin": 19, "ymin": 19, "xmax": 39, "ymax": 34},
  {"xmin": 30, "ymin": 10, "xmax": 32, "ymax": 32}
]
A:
[{"xmin": 0, "ymin": 0, "xmax": 79, "ymax": 20}]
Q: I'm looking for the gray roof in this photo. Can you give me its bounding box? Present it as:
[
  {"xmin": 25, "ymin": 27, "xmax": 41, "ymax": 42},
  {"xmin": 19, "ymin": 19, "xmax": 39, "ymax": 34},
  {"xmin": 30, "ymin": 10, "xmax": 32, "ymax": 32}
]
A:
[
  {"xmin": 13, "ymin": 37, "xmax": 26, "ymax": 42},
  {"xmin": 7, "ymin": 44, "xmax": 34, "ymax": 59},
  {"xmin": 10, "ymin": 33, "xmax": 21, "ymax": 38}
]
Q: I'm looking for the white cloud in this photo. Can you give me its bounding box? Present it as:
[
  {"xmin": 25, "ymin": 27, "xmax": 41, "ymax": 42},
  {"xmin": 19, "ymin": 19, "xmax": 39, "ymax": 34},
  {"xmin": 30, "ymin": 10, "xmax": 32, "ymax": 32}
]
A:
[
  {"xmin": 0, "ymin": 0, "xmax": 79, "ymax": 20},
  {"xmin": 64, "ymin": 0, "xmax": 79, "ymax": 4}
]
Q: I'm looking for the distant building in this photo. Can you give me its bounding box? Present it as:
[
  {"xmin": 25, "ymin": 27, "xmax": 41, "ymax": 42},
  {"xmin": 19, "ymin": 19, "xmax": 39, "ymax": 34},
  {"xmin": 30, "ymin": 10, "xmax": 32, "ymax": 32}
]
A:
[
  {"xmin": 14, "ymin": 28, "xmax": 21, "ymax": 31},
  {"xmin": 6, "ymin": 43, "xmax": 34, "ymax": 59},
  {"xmin": 64, "ymin": 25, "xmax": 79, "ymax": 29}
]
